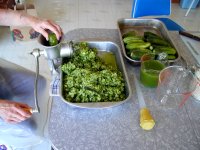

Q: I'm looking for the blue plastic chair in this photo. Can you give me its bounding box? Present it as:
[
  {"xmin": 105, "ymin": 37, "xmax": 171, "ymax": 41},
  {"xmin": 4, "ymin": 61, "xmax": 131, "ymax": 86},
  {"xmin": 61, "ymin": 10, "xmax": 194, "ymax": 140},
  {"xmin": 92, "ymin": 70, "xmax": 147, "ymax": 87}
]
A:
[{"xmin": 132, "ymin": 0, "xmax": 184, "ymax": 31}]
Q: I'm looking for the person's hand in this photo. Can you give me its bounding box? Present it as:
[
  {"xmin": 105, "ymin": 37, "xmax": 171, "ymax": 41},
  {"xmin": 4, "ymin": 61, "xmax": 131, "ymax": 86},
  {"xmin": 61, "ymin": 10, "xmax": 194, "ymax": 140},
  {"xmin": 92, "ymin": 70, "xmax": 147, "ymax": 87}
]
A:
[
  {"xmin": 0, "ymin": 9, "xmax": 62, "ymax": 40},
  {"xmin": 29, "ymin": 16, "xmax": 62, "ymax": 41},
  {"xmin": 0, "ymin": 100, "xmax": 32, "ymax": 123}
]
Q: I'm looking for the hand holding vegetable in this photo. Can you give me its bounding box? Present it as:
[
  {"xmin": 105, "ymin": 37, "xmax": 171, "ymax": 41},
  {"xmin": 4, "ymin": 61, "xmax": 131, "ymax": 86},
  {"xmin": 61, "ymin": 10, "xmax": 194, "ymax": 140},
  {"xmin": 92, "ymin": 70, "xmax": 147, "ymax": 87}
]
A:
[{"xmin": 0, "ymin": 9, "xmax": 63, "ymax": 41}]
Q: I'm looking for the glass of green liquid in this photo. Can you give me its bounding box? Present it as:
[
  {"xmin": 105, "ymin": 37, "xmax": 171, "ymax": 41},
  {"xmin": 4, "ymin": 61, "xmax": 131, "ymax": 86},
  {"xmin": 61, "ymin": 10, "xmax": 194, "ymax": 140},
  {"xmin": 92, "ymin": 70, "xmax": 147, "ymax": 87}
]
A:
[{"xmin": 140, "ymin": 60, "xmax": 165, "ymax": 88}]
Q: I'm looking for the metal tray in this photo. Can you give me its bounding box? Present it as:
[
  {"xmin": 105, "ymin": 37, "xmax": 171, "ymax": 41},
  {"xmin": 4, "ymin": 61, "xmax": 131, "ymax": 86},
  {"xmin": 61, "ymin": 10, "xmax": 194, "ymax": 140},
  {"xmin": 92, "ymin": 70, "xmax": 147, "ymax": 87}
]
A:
[
  {"xmin": 118, "ymin": 18, "xmax": 180, "ymax": 66},
  {"xmin": 59, "ymin": 41, "xmax": 132, "ymax": 109}
]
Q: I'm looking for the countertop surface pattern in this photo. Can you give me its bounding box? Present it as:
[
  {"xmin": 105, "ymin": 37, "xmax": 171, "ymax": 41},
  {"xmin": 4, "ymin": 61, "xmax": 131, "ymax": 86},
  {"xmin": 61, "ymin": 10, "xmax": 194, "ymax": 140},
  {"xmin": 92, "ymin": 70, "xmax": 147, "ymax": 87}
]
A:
[{"xmin": 49, "ymin": 28, "xmax": 200, "ymax": 150}]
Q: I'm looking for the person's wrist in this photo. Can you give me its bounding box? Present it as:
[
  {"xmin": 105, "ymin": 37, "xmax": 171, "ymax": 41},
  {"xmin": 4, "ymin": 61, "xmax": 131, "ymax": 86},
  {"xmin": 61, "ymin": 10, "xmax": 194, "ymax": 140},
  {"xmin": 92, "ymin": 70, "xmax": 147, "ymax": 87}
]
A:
[{"xmin": 20, "ymin": 12, "xmax": 37, "ymax": 27}]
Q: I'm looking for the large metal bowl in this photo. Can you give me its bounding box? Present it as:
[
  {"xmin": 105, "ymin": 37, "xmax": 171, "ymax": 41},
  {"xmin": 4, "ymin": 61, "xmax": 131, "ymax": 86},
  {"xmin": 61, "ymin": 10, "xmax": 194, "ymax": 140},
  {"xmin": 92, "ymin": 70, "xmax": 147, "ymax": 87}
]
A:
[{"xmin": 59, "ymin": 41, "xmax": 132, "ymax": 109}]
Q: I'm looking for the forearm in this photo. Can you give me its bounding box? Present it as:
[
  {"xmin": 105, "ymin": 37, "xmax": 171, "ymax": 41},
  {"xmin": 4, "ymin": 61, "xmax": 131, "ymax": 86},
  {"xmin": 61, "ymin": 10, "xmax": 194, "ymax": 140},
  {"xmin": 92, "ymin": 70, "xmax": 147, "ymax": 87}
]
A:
[
  {"xmin": 0, "ymin": 9, "xmax": 36, "ymax": 27},
  {"xmin": 0, "ymin": 8, "xmax": 62, "ymax": 40}
]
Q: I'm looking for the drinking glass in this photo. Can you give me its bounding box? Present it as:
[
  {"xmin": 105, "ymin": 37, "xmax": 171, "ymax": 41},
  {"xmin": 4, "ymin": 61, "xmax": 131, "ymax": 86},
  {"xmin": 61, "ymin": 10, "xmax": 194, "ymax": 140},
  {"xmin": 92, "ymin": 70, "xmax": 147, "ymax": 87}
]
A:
[
  {"xmin": 156, "ymin": 65, "xmax": 198, "ymax": 108},
  {"xmin": 140, "ymin": 60, "xmax": 165, "ymax": 88}
]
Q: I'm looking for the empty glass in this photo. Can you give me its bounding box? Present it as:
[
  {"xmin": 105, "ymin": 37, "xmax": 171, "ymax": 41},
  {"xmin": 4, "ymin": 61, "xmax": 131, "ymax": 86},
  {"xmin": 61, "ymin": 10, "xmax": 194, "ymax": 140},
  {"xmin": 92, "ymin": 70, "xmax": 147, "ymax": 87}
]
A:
[{"xmin": 156, "ymin": 65, "xmax": 198, "ymax": 109}]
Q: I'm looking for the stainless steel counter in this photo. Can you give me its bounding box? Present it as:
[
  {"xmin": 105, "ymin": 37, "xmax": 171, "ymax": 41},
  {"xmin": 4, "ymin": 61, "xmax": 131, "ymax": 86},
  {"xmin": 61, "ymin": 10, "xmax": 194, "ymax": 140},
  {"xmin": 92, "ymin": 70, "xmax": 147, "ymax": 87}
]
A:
[{"xmin": 48, "ymin": 28, "xmax": 200, "ymax": 150}]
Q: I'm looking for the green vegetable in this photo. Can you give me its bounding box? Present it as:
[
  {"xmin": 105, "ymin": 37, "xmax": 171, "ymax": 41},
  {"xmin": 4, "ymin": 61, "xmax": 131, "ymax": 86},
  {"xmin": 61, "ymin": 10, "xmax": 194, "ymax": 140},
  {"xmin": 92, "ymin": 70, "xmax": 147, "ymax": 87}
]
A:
[
  {"xmin": 144, "ymin": 31, "xmax": 171, "ymax": 46},
  {"xmin": 48, "ymin": 33, "xmax": 58, "ymax": 46},
  {"xmin": 61, "ymin": 42, "xmax": 125, "ymax": 103},
  {"xmin": 123, "ymin": 36, "xmax": 143, "ymax": 44},
  {"xmin": 167, "ymin": 55, "xmax": 176, "ymax": 60},
  {"xmin": 144, "ymin": 31, "xmax": 163, "ymax": 40},
  {"xmin": 127, "ymin": 48, "xmax": 151, "ymax": 52},
  {"xmin": 126, "ymin": 42, "xmax": 151, "ymax": 50},
  {"xmin": 124, "ymin": 39, "xmax": 144, "ymax": 44},
  {"xmin": 153, "ymin": 46, "xmax": 176, "ymax": 55},
  {"xmin": 122, "ymin": 31, "xmax": 136, "ymax": 38},
  {"xmin": 123, "ymin": 31, "xmax": 177, "ymax": 61},
  {"xmin": 146, "ymin": 38, "xmax": 170, "ymax": 46},
  {"xmin": 129, "ymin": 49, "xmax": 151, "ymax": 60}
]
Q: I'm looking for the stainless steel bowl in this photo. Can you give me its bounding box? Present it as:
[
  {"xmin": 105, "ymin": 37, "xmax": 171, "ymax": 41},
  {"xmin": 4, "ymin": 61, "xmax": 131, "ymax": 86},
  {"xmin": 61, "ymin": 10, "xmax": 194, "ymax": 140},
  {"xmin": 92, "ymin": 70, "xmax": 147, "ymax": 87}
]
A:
[{"xmin": 59, "ymin": 41, "xmax": 132, "ymax": 109}]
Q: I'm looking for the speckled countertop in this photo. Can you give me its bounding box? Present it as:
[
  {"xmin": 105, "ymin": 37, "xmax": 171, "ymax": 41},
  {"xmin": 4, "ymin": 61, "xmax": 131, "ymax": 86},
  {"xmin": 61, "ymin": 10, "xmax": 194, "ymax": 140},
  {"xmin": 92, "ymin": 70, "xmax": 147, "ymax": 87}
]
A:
[{"xmin": 48, "ymin": 28, "xmax": 200, "ymax": 150}]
